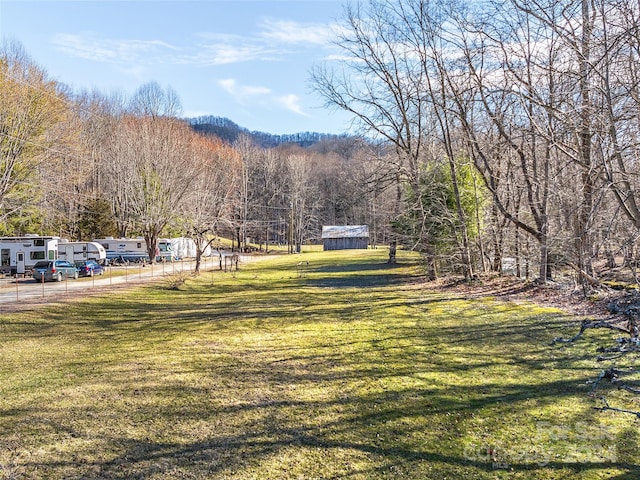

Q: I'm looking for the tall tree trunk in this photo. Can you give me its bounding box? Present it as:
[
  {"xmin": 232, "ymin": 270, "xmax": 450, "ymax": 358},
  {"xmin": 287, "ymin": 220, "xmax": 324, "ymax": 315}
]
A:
[{"xmin": 576, "ymin": 0, "xmax": 595, "ymax": 286}]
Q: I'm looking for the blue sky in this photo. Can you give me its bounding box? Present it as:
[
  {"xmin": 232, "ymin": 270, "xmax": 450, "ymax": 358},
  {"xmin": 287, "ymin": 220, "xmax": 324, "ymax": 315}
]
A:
[{"xmin": 0, "ymin": 0, "xmax": 355, "ymax": 135}]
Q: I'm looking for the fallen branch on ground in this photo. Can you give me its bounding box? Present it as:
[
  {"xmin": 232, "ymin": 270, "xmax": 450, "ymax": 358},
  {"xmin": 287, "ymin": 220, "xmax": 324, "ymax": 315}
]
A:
[
  {"xmin": 552, "ymin": 317, "xmax": 629, "ymax": 344},
  {"xmin": 593, "ymin": 396, "xmax": 640, "ymax": 418},
  {"xmin": 554, "ymin": 293, "xmax": 640, "ymax": 417},
  {"xmin": 589, "ymin": 368, "xmax": 640, "ymax": 394}
]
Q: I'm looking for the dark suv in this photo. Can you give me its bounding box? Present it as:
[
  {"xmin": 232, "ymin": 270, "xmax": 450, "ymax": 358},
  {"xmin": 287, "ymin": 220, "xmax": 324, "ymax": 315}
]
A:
[
  {"xmin": 75, "ymin": 260, "xmax": 104, "ymax": 277},
  {"xmin": 32, "ymin": 260, "xmax": 79, "ymax": 282}
]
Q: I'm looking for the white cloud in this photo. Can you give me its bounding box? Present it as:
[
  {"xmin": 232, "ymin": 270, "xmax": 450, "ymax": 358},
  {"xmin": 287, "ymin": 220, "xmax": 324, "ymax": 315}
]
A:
[
  {"xmin": 276, "ymin": 94, "xmax": 309, "ymax": 116},
  {"xmin": 52, "ymin": 33, "xmax": 178, "ymax": 64},
  {"xmin": 192, "ymin": 43, "xmax": 281, "ymax": 65},
  {"xmin": 219, "ymin": 78, "xmax": 271, "ymax": 101},
  {"xmin": 52, "ymin": 31, "xmax": 276, "ymax": 69},
  {"xmin": 218, "ymin": 79, "xmax": 308, "ymax": 117},
  {"xmin": 52, "ymin": 15, "xmax": 339, "ymax": 70},
  {"xmin": 259, "ymin": 18, "xmax": 335, "ymax": 46},
  {"xmin": 51, "ymin": 19, "xmax": 332, "ymax": 122}
]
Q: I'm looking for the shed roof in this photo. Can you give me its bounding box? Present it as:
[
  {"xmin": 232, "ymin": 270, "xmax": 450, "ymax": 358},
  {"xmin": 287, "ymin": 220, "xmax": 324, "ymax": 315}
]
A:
[{"xmin": 321, "ymin": 225, "xmax": 369, "ymax": 239}]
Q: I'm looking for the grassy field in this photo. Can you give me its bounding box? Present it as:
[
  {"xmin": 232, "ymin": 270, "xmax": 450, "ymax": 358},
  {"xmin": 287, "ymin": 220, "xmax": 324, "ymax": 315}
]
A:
[{"xmin": 0, "ymin": 249, "xmax": 638, "ymax": 479}]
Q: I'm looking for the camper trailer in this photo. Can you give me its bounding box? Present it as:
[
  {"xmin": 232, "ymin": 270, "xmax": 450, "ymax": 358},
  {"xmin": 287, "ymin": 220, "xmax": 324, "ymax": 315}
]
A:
[
  {"xmin": 93, "ymin": 237, "xmax": 174, "ymax": 263},
  {"xmin": 0, "ymin": 235, "xmax": 60, "ymax": 275},
  {"xmin": 157, "ymin": 239, "xmax": 174, "ymax": 261},
  {"xmin": 170, "ymin": 237, "xmax": 214, "ymax": 259},
  {"xmin": 57, "ymin": 241, "xmax": 107, "ymax": 264}
]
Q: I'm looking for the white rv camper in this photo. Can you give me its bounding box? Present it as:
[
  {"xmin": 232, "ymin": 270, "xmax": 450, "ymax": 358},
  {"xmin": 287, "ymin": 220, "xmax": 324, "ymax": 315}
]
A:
[
  {"xmin": 57, "ymin": 241, "xmax": 107, "ymax": 264},
  {"xmin": 157, "ymin": 239, "xmax": 174, "ymax": 261},
  {"xmin": 0, "ymin": 235, "xmax": 60, "ymax": 275},
  {"xmin": 93, "ymin": 237, "xmax": 174, "ymax": 263},
  {"xmin": 170, "ymin": 237, "xmax": 214, "ymax": 259}
]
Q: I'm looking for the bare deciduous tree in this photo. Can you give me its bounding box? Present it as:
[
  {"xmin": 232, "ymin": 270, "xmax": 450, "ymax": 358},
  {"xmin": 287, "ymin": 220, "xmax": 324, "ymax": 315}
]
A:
[
  {"xmin": 311, "ymin": 0, "xmax": 484, "ymax": 279},
  {"xmin": 129, "ymin": 81, "xmax": 182, "ymax": 119},
  {"xmin": 0, "ymin": 40, "xmax": 68, "ymax": 226},
  {"xmin": 285, "ymin": 151, "xmax": 319, "ymax": 253},
  {"xmin": 180, "ymin": 134, "xmax": 240, "ymax": 273},
  {"xmin": 117, "ymin": 115, "xmax": 198, "ymax": 263}
]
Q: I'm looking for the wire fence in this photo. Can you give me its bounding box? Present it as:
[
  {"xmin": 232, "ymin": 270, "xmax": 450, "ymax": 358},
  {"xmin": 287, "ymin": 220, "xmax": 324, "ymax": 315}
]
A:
[{"xmin": 2, "ymin": 254, "xmax": 257, "ymax": 305}]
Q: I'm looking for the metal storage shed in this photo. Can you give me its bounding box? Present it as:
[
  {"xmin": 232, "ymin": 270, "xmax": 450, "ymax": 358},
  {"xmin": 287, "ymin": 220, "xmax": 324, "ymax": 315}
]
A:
[{"xmin": 321, "ymin": 225, "xmax": 369, "ymax": 251}]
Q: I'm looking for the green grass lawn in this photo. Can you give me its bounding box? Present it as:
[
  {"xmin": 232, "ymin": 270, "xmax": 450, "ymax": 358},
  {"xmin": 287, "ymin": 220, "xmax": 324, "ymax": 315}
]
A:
[{"xmin": 0, "ymin": 249, "xmax": 638, "ymax": 479}]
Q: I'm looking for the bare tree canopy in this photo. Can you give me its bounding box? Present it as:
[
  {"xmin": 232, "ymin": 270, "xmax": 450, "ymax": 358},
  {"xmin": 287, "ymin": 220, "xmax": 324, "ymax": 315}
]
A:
[
  {"xmin": 0, "ymin": 40, "xmax": 68, "ymax": 224},
  {"xmin": 129, "ymin": 81, "xmax": 182, "ymax": 119},
  {"xmin": 310, "ymin": 0, "xmax": 640, "ymax": 285}
]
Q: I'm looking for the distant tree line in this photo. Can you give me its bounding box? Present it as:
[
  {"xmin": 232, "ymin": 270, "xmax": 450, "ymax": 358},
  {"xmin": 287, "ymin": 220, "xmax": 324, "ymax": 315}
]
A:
[
  {"xmin": 4, "ymin": 0, "xmax": 640, "ymax": 288},
  {"xmin": 311, "ymin": 0, "xmax": 640, "ymax": 287},
  {"xmin": 0, "ymin": 40, "xmax": 395, "ymax": 273},
  {"xmin": 189, "ymin": 115, "xmax": 350, "ymax": 148}
]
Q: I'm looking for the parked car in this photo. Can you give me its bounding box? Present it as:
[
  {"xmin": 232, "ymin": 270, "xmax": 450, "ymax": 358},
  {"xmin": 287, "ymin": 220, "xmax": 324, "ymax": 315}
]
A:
[
  {"xmin": 32, "ymin": 260, "xmax": 79, "ymax": 282},
  {"xmin": 75, "ymin": 260, "xmax": 104, "ymax": 277}
]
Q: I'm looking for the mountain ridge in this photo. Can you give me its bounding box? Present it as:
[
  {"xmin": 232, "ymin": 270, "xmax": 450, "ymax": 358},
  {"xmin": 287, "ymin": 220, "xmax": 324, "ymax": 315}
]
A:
[{"xmin": 187, "ymin": 115, "xmax": 350, "ymax": 148}]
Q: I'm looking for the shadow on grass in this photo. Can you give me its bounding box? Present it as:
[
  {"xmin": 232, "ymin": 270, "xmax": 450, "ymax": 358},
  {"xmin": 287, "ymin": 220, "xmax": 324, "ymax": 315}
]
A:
[
  {"xmin": 24, "ymin": 430, "xmax": 635, "ymax": 480},
  {"xmin": 307, "ymin": 273, "xmax": 419, "ymax": 288},
  {"xmin": 306, "ymin": 261, "xmax": 421, "ymax": 288},
  {"xmin": 2, "ymin": 252, "xmax": 637, "ymax": 479},
  {"xmin": 312, "ymin": 261, "xmax": 405, "ymax": 273},
  {"xmin": 17, "ymin": 372, "xmax": 639, "ymax": 479},
  {"xmin": 305, "ymin": 261, "xmax": 421, "ymax": 288}
]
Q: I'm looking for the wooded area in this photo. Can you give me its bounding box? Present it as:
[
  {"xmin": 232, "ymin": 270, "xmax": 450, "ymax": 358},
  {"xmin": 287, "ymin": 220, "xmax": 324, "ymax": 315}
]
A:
[
  {"xmin": 3, "ymin": 0, "xmax": 640, "ymax": 287},
  {"xmin": 312, "ymin": 0, "xmax": 640, "ymax": 287},
  {"xmin": 0, "ymin": 40, "xmax": 394, "ymax": 270}
]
